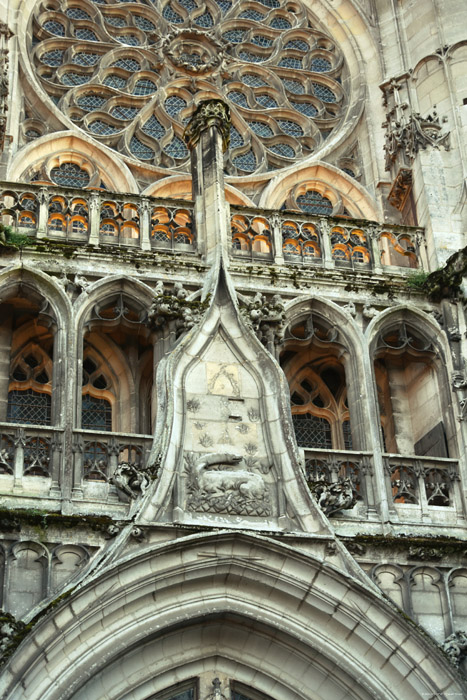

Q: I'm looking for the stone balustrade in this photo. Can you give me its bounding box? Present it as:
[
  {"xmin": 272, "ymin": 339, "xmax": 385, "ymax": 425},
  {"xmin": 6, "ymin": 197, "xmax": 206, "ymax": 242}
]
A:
[
  {"xmin": 0, "ymin": 422, "xmax": 153, "ymax": 500},
  {"xmin": 303, "ymin": 448, "xmax": 463, "ymax": 524},
  {"xmin": 0, "ymin": 182, "xmax": 196, "ymax": 253},
  {"xmin": 1, "ymin": 182, "xmax": 427, "ymax": 274},
  {"xmin": 383, "ymin": 453, "xmax": 463, "ymax": 520},
  {"xmin": 231, "ymin": 204, "xmax": 427, "ymax": 272}
]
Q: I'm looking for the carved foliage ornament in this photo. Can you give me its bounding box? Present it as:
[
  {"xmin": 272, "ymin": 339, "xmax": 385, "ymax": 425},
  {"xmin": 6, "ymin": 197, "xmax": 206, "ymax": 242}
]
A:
[
  {"xmin": 184, "ymin": 99, "xmax": 231, "ymax": 152},
  {"xmin": 239, "ymin": 292, "xmax": 286, "ymax": 350},
  {"xmin": 146, "ymin": 281, "xmax": 208, "ymax": 336},
  {"xmin": 309, "ymin": 478, "xmax": 357, "ymax": 516},
  {"xmin": 0, "ymin": 22, "xmax": 13, "ymax": 154},
  {"xmin": 383, "ymin": 106, "xmax": 450, "ymax": 171}
]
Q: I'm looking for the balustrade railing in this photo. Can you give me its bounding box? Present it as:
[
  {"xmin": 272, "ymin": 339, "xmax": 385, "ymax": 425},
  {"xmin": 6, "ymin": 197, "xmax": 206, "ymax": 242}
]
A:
[
  {"xmin": 0, "ymin": 182, "xmax": 196, "ymax": 254},
  {"xmin": 0, "ymin": 423, "xmax": 61, "ymax": 485},
  {"xmin": 0, "ymin": 423, "xmax": 153, "ymax": 499},
  {"xmin": 230, "ymin": 205, "xmax": 427, "ymax": 272},
  {"xmin": 303, "ymin": 448, "xmax": 375, "ymax": 515},
  {"xmin": 384, "ymin": 454, "xmax": 462, "ymax": 515},
  {"xmin": 73, "ymin": 430, "xmax": 153, "ymax": 485}
]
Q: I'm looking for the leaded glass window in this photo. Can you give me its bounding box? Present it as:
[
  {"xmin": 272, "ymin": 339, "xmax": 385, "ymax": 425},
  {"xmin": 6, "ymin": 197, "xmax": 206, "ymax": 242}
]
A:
[
  {"xmin": 239, "ymin": 9, "xmax": 264, "ymax": 21},
  {"xmin": 312, "ymin": 82, "xmax": 336, "ymax": 102},
  {"xmin": 7, "ymin": 390, "xmax": 52, "ymax": 426},
  {"xmin": 50, "ymin": 163, "xmax": 91, "ymax": 187},
  {"xmin": 292, "ymin": 414, "xmax": 332, "ymax": 449},
  {"xmin": 41, "ymin": 50, "xmax": 64, "ymax": 66},
  {"xmin": 75, "ymin": 28, "xmax": 99, "ymax": 41},
  {"xmin": 297, "ymin": 190, "xmax": 333, "ymax": 215},
  {"xmin": 66, "ymin": 7, "xmax": 91, "ymax": 19},
  {"xmin": 311, "ymin": 57, "xmax": 332, "ymax": 72},
  {"xmin": 290, "ymin": 101, "xmax": 318, "ymax": 117},
  {"xmin": 195, "ymin": 12, "xmax": 213, "ymax": 27},
  {"xmin": 223, "ymin": 30, "xmax": 246, "ymax": 43},
  {"xmin": 133, "ymin": 79, "xmax": 157, "ymax": 95},
  {"xmin": 242, "ymin": 73, "xmax": 267, "ymax": 87},
  {"xmin": 103, "ymin": 74, "xmax": 127, "ymax": 89},
  {"xmin": 89, "ymin": 120, "xmax": 120, "ymax": 134},
  {"xmin": 117, "ymin": 34, "xmax": 141, "ymax": 45},
  {"xmin": 43, "ymin": 20, "xmax": 65, "ymax": 36},
  {"xmin": 281, "ymin": 78, "xmax": 305, "ymax": 94},
  {"xmin": 238, "ymin": 51, "xmax": 264, "ymax": 63},
  {"xmin": 256, "ymin": 94, "xmax": 278, "ymax": 108},
  {"xmin": 279, "ymin": 57, "xmax": 303, "ymax": 69},
  {"xmin": 230, "ymin": 126, "xmax": 244, "ymax": 148},
  {"xmin": 130, "ymin": 136, "xmax": 155, "ymax": 159},
  {"xmin": 63, "ymin": 72, "xmax": 90, "ymax": 86},
  {"xmin": 285, "ymin": 39, "xmax": 308, "ymax": 51},
  {"xmin": 31, "ymin": 0, "xmax": 347, "ymax": 172},
  {"xmin": 111, "ymin": 106, "xmax": 139, "ymax": 119},
  {"xmin": 248, "ymin": 121, "xmax": 274, "ymax": 137},
  {"xmin": 269, "ymin": 16, "xmax": 290, "ymax": 28},
  {"xmin": 164, "ymin": 95, "xmax": 187, "ymax": 117},
  {"xmin": 112, "ymin": 57, "xmax": 140, "ymax": 71},
  {"xmin": 233, "ymin": 150, "xmax": 257, "ymax": 172},
  {"xmin": 76, "ymin": 94, "xmax": 106, "ymax": 111},
  {"xmin": 162, "ymin": 4, "xmax": 183, "ymax": 22},
  {"xmin": 142, "ymin": 115, "xmax": 165, "ymax": 139},
  {"xmin": 277, "ymin": 119, "xmax": 303, "ymax": 137},
  {"xmin": 72, "ymin": 52, "xmax": 100, "ymax": 66},
  {"xmin": 134, "ymin": 16, "xmax": 156, "ymax": 31},
  {"xmin": 228, "ymin": 91, "xmax": 249, "ymax": 108},
  {"xmin": 251, "ymin": 35, "xmax": 273, "ymax": 47},
  {"xmin": 81, "ymin": 395, "xmax": 112, "ymax": 431},
  {"xmin": 268, "ymin": 143, "xmax": 295, "ymax": 158},
  {"xmin": 164, "ymin": 136, "xmax": 188, "ymax": 159},
  {"xmin": 104, "ymin": 15, "xmax": 126, "ymax": 27}
]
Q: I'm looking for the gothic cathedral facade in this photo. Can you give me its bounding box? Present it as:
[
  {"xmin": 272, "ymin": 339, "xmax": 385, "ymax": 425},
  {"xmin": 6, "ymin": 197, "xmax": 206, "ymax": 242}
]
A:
[{"xmin": 0, "ymin": 1, "xmax": 467, "ymax": 698}]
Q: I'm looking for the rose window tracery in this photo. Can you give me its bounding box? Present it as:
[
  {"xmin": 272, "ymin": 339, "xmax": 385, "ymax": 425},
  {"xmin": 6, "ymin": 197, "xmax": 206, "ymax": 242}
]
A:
[{"xmin": 29, "ymin": 0, "xmax": 347, "ymax": 174}]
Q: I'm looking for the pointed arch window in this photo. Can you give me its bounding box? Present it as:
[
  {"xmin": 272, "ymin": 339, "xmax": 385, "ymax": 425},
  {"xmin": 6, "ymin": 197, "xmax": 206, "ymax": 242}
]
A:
[
  {"xmin": 7, "ymin": 347, "xmax": 53, "ymax": 426},
  {"xmin": 281, "ymin": 315, "xmax": 354, "ymax": 451},
  {"xmin": 374, "ymin": 321, "xmax": 452, "ymax": 457},
  {"xmin": 81, "ymin": 355, "xmax": 114, "ymax": 431}
]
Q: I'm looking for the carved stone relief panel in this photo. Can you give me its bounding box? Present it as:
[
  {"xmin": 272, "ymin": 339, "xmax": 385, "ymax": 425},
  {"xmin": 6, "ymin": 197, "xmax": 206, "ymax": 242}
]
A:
[{"xmin": 181, "ymin": 333, "xmax": 276, "ymax": 521}]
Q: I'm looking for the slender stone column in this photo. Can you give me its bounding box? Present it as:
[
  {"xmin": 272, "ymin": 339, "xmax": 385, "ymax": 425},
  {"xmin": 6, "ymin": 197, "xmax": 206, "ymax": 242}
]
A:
[
  {"xmin": 0, "ymin": 305, "xmax": 13, "ymax": 421},
  {"xmin": 183, "ymin": 100, "xmax": 231, "ymax": 267}
]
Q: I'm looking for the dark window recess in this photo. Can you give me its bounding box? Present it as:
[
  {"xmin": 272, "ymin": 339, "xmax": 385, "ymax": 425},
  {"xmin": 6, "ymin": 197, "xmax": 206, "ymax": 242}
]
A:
[
  {"xmin": 7, "ymin": 389, "xmax": 51, "ymax": 425},
  {"xmin": 414, "ymin": 422, "xmax": 448, "ymax": 458},
  {"xmin": 81, "ymin": 395, "xmax": 112, "ymax": 431}
]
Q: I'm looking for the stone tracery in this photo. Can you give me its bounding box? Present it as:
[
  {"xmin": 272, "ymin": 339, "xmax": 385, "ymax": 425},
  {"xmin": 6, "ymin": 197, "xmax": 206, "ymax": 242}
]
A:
[{"xmin": 29, "ymin": 0, "xmax": 347, "ymax": 174}]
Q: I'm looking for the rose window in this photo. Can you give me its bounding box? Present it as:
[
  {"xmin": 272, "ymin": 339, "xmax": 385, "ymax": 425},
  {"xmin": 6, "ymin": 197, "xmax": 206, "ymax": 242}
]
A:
[{"xmin": 30, "ymin": 0, "xmax": 347, "ymax": 175}]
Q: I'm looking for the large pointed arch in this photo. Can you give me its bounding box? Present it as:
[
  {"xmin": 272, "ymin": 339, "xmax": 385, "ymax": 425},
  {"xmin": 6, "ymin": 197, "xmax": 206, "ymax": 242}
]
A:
[{"xmin": 0, "ymin": 531, "xmax": 464, "ymax": 700}]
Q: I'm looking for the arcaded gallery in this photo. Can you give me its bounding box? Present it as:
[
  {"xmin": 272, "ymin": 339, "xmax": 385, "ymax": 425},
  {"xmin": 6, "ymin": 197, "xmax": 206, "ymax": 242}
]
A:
[{"xmin": 0, "ymin": 0, "xmax": 467, "ymax": 698}]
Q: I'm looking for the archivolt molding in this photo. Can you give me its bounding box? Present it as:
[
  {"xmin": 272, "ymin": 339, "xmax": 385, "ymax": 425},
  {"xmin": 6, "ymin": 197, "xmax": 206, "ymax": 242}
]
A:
[
  {"xmin": 282, "ymin": 295, "xmax": 365, "ymax": 350},
  {"xmin": 0, "ymin": 263, "xmax": 72, "ymax": 328},
  {"xmin": 141, "ymin": 175, "xmax": 256, "ymax": 207},
  {"xmin": 6, "ymin": 132, "xmax": 138, "ymax": 193},
  {"xmin": 258, "ymin": 161, "xmax": 379, "ymax": 218},
  {"xmin": 74, "ymin": 274, "xmax": 155, "ymax": 329},
  {"xmin": 0, "ymin": 531, "xmax": 464, "ymax": 700},
  {"xmin": 366, "ymin": 304, "xmax": 452, "ymax": 363}
]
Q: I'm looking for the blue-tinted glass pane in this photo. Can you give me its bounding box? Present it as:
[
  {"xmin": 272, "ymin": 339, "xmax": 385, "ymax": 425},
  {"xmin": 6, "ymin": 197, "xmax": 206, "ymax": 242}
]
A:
[
  {"xmin": 7, "ymin": 390, "xmax": 51, "ymax": 425},
  {"xmin": 82, "ymin": 395, "xmax": 112, "ymax": 431}
]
